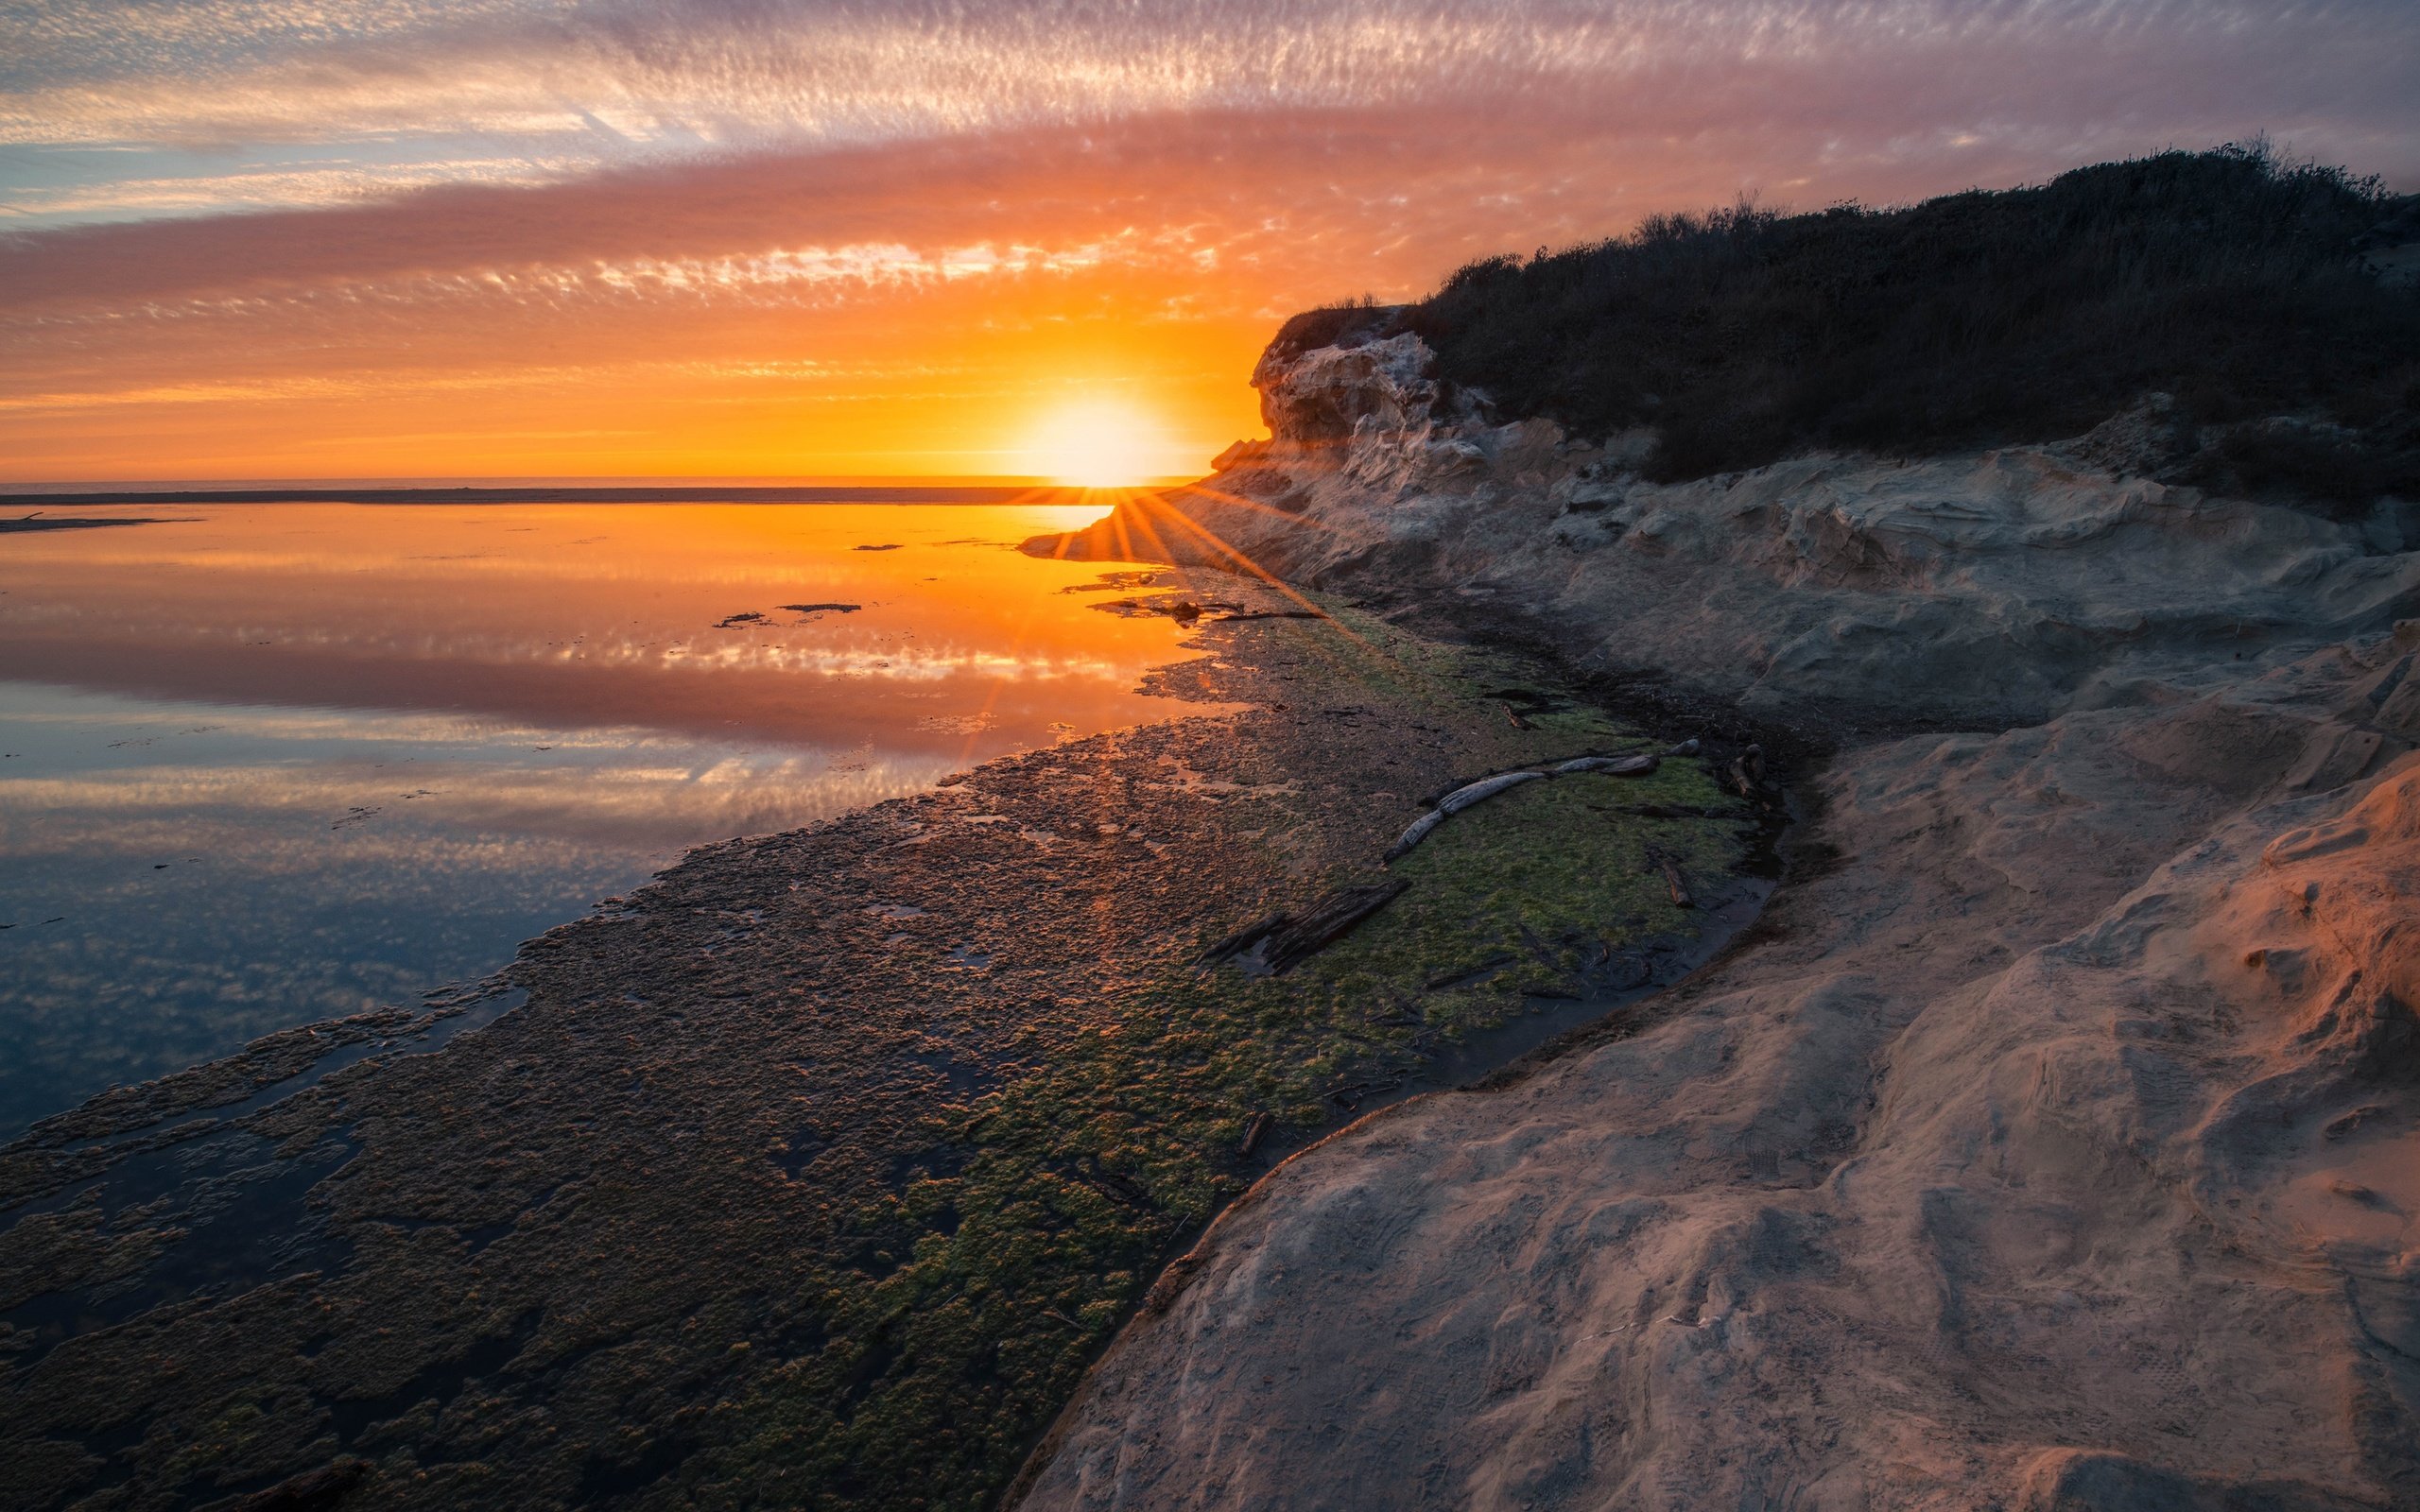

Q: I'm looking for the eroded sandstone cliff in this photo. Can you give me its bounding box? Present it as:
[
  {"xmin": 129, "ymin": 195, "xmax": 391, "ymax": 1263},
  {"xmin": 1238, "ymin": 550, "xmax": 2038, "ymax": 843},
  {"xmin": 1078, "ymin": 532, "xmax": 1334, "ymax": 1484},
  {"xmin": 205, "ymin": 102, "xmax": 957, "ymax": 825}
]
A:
[
  {"xmin": 1020, "ymin": 331, "xmax": 2420, "ymax": 1510},
  {"xmin": 1057, "ymin": 329, "xmax": 2420, "ymax": 731}
]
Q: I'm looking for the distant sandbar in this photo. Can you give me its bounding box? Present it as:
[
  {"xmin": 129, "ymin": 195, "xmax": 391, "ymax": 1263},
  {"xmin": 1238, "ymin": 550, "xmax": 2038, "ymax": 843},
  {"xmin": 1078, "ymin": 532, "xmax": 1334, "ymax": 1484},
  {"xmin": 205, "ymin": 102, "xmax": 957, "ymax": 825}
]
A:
[{"xmin": 1, "ymin": 513, "xmax": 187, "ymax": 533}]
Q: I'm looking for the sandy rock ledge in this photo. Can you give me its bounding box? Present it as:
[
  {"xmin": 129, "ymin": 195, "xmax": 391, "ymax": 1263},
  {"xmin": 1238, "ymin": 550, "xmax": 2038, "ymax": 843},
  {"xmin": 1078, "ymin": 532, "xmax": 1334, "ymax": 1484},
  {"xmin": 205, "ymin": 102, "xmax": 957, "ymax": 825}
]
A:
[{"xmin": 1018, "ymin": 333, "xmax": 2420, "ymax": 1510}]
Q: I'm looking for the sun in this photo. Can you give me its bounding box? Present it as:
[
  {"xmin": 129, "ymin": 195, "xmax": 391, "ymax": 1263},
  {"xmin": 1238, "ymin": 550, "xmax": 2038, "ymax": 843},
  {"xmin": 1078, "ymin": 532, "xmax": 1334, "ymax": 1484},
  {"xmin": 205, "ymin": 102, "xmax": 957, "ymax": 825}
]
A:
[{"xmin": 1021, "ymin": 398, "xmax": 1176, "ymax": 488}]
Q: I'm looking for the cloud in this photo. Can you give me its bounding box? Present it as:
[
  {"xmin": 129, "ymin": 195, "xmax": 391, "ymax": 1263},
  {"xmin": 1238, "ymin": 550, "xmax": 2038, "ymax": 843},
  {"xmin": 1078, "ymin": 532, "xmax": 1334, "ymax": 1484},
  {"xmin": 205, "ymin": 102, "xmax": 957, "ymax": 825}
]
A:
[
  {"xmin": 8, "ymin": 4, "xmax": 2415, "ymax": 311},
  {"xmin": 1, "ymin": 0, "xmax": 2413, "ymax": 477},
  {"xmin": 9, "ymin": 1, "xmax": 2415, "ymax": 165}
]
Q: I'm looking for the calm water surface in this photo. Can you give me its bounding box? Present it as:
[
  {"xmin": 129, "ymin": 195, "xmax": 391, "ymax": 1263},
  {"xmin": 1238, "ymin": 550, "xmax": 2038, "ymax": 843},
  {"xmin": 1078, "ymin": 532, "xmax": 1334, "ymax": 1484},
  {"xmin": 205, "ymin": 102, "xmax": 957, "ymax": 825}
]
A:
[{"xmin": 0, "ymin": 501, "xmax": 1189, "ymax": 1135}]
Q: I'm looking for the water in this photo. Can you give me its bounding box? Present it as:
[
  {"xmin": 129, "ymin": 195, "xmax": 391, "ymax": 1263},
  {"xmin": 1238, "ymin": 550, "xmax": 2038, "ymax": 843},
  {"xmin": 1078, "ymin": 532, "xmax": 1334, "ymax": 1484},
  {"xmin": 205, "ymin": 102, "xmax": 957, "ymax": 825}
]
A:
[{"xmin": 0, "ymin": 500, "xmax": 1191, "ymax": 1136}]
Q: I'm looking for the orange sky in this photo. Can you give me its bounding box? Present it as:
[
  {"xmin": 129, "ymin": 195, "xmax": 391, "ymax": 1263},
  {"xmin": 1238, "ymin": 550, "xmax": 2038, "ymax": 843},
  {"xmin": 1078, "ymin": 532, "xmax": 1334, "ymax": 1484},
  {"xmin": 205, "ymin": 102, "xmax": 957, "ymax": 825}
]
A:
[{"xmin": 3, "ymin": 1, "xmax": 2416, "ymax": 486}]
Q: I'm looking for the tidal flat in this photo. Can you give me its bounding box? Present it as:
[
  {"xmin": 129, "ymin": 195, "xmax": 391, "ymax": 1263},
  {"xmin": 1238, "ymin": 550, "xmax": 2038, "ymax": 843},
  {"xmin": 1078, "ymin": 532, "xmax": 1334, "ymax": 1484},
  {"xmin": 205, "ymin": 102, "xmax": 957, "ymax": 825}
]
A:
[
  {"xmin": 0, "ymin": 500, "xmax": 1189, "ymax": 1133},
  {"xmin": 0, "ymin": 570, "xmax": 1772, "ymax": 1512}
]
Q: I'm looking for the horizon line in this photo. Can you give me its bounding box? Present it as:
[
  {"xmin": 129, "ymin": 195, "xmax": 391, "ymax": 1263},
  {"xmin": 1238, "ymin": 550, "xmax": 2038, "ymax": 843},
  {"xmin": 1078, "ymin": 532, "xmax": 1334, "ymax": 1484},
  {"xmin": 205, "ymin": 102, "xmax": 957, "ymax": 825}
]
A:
[
  {"xmin": 0, "ymin": 472, "xmax": 1205, "ymax": 495},
  {"xmin": 0, "ymin": 481, "xmax": 1201, "ymax": 510}
]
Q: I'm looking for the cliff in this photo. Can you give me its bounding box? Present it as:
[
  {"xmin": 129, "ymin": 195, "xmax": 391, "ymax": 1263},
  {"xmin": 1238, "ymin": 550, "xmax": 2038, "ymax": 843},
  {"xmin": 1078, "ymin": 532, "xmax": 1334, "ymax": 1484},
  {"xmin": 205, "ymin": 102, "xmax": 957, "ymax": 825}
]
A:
[
  {"xmin": 1018, "ymin": 287, "xmax": 2420, "ymax": 1504},
  {"xmin": 1049, "ymin": 324, "xmax": 2420, "ymax": 730}
]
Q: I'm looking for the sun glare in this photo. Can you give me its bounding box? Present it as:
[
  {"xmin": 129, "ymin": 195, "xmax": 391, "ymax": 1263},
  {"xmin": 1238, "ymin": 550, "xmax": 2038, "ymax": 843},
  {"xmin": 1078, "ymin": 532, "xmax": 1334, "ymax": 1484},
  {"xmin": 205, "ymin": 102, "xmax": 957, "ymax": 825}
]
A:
[{"xmin": 1023, "ymin": 398, "xmax": 1176, "ymax": 488}]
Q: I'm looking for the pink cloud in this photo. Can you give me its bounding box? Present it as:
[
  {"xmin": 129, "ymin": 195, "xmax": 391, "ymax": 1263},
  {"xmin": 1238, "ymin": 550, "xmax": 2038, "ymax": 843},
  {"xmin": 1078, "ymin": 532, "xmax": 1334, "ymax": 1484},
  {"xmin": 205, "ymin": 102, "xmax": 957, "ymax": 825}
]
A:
[{"xmin": 3, "ymin": 0, "xmax": 2413, "ymax": 474}]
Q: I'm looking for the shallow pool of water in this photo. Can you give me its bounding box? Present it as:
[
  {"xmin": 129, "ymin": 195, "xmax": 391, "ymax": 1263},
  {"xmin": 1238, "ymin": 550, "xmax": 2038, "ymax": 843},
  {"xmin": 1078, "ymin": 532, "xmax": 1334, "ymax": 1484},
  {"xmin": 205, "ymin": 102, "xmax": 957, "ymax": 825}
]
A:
[{"xmin": 0, "ymin": 500, "xmax": 1189, "ymax": 1135}]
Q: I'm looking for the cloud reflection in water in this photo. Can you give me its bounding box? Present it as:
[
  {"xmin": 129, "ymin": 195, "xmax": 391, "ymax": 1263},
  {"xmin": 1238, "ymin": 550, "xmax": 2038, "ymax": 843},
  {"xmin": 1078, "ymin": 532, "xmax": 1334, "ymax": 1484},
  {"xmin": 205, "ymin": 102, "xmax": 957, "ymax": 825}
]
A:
[{"xmin": 0, "ymin": 501, "xmax": 1201, "ymax": 1133}]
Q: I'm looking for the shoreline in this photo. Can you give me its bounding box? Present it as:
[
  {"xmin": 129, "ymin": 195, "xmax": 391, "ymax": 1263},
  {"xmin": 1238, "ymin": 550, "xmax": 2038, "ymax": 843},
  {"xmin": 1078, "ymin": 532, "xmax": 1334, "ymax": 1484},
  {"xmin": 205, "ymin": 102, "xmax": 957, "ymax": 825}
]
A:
[
  {"xmin": 0, "ymin": 566, "xmax": 1780, "ymax": 1511},
  {"xmin": 0, "ymin": 486, "xmax": 1121, "ymax": 509}
]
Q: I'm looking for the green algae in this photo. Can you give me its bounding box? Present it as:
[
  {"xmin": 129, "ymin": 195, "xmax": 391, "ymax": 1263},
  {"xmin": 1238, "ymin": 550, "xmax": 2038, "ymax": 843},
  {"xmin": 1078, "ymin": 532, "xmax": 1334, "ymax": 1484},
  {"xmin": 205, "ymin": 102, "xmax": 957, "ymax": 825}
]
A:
[
  {"xmin": 1327, "ymin": 763, "xmax": 1742, "ymax": 1003},
  {"xmin": 0, "ymin": 590, "xmax": 1771, "ymax": 1512},
  {"xmin": 696, "ymin": 607, "xmax": 1761, "ymax": 1511}
]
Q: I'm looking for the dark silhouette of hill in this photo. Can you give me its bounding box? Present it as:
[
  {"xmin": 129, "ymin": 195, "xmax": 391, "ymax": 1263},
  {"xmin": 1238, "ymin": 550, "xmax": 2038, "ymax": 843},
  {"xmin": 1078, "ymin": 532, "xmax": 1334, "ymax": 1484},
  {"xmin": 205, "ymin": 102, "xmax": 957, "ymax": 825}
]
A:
[{"xmin": 1283, "ymin": 145, "xmax": 2420, "ymax": 510}]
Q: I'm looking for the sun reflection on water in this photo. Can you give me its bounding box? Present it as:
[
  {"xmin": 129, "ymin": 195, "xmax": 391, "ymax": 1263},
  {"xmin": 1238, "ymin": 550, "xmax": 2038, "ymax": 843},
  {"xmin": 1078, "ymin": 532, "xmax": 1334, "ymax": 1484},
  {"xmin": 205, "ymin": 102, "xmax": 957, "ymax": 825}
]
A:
[{"xmin": 0, "ymin": 500, "xmax": 1201, "ymax": 1133}]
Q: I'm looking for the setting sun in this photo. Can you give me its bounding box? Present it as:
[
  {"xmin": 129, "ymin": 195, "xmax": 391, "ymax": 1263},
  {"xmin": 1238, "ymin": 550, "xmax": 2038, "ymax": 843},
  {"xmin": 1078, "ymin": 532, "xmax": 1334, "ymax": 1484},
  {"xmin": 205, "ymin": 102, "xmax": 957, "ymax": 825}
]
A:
[{"xmin": 1021, "ymin": 398, "xmax": 1187, "ymax": 488}]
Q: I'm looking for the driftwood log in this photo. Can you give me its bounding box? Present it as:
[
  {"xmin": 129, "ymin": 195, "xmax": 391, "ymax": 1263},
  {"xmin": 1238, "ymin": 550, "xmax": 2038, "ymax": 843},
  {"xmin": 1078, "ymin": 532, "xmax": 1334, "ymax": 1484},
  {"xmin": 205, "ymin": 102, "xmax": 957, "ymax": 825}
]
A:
[
  {"xmin": 1437, "ymin": 769, "xmax": 1546, "ymax": 816},
  {"xmin": 1385, "ymin": 772, "xmax": 1547, "ymax": 861},
  {"xmin": 1263, "ymin": 881, "xmax": 1409, "ymax": 973},
  {"xmin": 1385, "ymin": 743, "xmax": 1693, "ymax": 864},
  {"xmin": 1551, "ymin": 753, "xmax": 1659, "ymax": 776},
  {"xmin": 1382, "ymin": 810, "xmax": 1446, "ymax": 862},
  {"xmin": 1195, "ymin": 916, "xmax": 1287, "ymax": 968},
  {"xmin": 1197, "ymin": 879, "xmax": 1410, "ymax": 976},
  {"xmin": 1646, "ymin": 845, "xmax": 1693, "ymax": 908},
  {"xmin": 1236, "ymin": 1112, "xmax": 1272, "ymax": 1158}
]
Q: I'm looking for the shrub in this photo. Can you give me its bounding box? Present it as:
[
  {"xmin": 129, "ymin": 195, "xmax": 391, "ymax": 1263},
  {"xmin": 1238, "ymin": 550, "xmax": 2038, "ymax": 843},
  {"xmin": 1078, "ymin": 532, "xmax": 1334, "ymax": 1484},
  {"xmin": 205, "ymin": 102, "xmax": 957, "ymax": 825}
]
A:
[{"xmin": 1392, "ymin": 144, "xmax": 2420, "ymax": 486}]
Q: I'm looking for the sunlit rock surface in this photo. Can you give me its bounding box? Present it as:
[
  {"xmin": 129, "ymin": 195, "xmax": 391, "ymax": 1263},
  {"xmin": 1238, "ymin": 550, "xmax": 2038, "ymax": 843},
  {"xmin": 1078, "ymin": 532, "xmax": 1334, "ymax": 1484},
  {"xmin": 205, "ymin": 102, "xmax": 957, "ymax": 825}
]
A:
[
  {"xmin": 1020, "ymin": 332, "xmax": 2420, "ymax": 1509},
  {"xmin": 1056, "ymin": 331, "xmax": 2420, "ymax": 729}
]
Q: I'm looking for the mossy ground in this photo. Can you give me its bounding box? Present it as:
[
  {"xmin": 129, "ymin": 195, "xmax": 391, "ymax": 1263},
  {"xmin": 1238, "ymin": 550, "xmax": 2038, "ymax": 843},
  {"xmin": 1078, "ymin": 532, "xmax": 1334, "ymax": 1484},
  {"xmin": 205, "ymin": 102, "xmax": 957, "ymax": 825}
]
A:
[
  {"xmin": 706, "ymin": 604, "xmax": 1756, "ymax": 1509},
  {"xmin": 0, "ymin": 590, "xmax": 1765, "ymax": 1512}
]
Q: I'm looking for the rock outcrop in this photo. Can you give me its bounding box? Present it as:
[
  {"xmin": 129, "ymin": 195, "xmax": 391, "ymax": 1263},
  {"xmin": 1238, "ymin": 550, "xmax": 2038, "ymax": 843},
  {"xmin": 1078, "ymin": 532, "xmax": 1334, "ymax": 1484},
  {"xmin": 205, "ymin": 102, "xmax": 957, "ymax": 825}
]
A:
[
  {"xmin": 1051, "ymin": 333, "xmax": 2420, "ymax": 730},
  {"xmin": 1018, "ymin": 334, "xmax": 2420, "ymax": 1509}
]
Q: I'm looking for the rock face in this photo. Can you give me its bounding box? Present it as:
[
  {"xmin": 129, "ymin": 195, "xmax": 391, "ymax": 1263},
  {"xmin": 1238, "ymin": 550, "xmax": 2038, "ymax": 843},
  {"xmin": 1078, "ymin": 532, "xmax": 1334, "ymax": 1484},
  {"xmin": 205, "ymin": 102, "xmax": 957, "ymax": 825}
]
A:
[
  {"xmin": 1249, "ymin": 330, "xmax": 1439, "ymax": 442},
  {"xmin": 1049, "ymin": 334, "xmax": 2420, "ymax": 730},
  {"xmin": 1019, "ymin": 335, "xmax": 2420, "ymax": 1509}
]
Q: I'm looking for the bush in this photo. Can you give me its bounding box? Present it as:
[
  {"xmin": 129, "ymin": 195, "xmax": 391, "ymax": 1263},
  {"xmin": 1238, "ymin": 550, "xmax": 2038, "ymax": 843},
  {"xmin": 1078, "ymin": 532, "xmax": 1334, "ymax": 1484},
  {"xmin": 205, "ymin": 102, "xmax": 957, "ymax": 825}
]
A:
[
  {"xmin": 2210, "ymin": 419, "xmax": 2420, "ymax": 514},
  {"xmin": 1391, "ymin": 144, "xmax": 2420, "ymax": 486}
]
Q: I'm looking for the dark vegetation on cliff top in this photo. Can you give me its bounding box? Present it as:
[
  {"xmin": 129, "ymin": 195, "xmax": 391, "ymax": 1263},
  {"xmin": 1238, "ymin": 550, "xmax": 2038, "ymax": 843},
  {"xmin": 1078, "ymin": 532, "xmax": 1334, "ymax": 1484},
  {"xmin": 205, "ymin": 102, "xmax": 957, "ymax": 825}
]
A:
[{"xmin": 1284, "ymin": 145, "xmax": 2420, "ymax": 504}]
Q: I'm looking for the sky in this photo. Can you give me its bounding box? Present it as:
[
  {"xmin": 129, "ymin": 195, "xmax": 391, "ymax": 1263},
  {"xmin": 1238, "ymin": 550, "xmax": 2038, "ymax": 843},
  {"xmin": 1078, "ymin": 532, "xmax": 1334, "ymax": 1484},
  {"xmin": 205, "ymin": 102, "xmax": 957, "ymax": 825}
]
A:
[{"xmin": 4, "ymin": 0, "xmax": 2417, "ymax": 486}]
